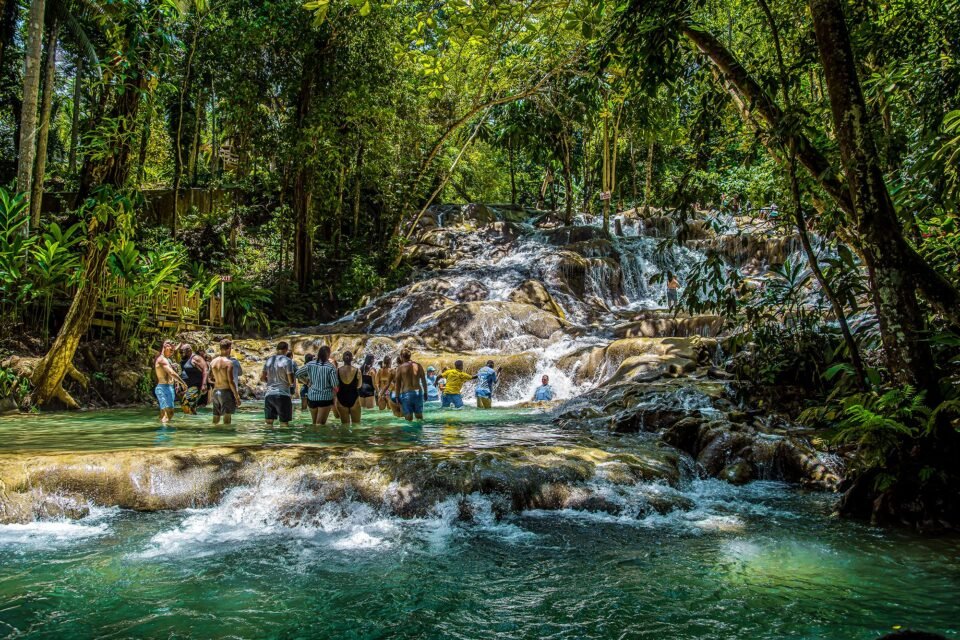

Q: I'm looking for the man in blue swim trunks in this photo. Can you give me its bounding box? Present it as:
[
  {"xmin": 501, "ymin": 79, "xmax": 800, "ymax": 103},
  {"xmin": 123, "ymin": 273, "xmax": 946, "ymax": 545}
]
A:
[
  {"xmin": 392, "ymin": 349, "xmax": 428, "ymax": 421},
  {"xmin": 154, "ymin": 339, "xmax": 187, "ymax": 424}
]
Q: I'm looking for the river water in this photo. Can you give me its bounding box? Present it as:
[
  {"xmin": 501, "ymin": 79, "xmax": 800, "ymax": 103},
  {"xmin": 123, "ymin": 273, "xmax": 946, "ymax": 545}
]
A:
[{"xmin": 1, "ymin": 407, "xmax": 958, "ymax": 639}]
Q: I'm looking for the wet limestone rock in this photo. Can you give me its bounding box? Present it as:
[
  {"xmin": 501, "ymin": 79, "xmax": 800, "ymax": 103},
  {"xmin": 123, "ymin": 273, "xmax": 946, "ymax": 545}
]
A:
[
  {"xmin": 419, "ymin": 301, "xmax": 566, "ymax": 352},
  {"xmin": 508, "ymin": 280, "xmax": 566, "ymax": 320},
  {"xmin": 722, "ymin": 461, "xmax": 754, "ymax": 485},
  {"xmin": 0, "ymin": 443, "xmax": 684, "ymax": 524},
  {"xmin": 365, "ymin": 291, "xmax": 455, "ymax": 333},
  {"xmin": 614, "ymin": 314, "xmax": 724, "ymax": 339},
  {"xmin": 452, "ymin": 279, "xmax": 490, "ymax": 303}
]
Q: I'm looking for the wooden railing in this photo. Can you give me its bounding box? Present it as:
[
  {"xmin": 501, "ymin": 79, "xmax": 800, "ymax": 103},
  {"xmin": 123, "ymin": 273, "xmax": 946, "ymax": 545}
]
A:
[{"xmin": 68, "ymin": 274, "xmax": 223, "ymax": 328}]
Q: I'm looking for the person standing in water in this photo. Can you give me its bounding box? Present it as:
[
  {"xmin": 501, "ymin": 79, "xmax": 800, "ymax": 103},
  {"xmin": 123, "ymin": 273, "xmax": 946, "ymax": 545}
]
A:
[
  {"xmin": 424, "ymin": 366, "xmax": 441, "ymax": 404},
  {"xmin": 375, "ymin": 356, "xmax": 395, "ymax": 411},
  {"xmin": 299, "ymin": 353, "xmax": 315, "ymax": 411},
  {"xmin": 666, "ymin": 272, "xmax": 680, "ymax": 310},
  {"xmin": 474, "ymin": 360, "xmax": 502, "ymax": 409},
  {"xmin": 532, "ymin": 375, "xmax": 554, "ymax": 401},
  {"xmin": 393, "ymin": 349, "xmax": 428, "ymax": 421},
  {"xmin": 359, "ymin": 354, "xmax": 376, "ymax": 410},
  {"xmin": 260, "ymin": 341, "xmax": 296, "ymax": 427},
  {"xmin": 209, "ymin": 339, "xmax": 242, "ymax": 425},
  {"xmin": 154, "ymin": 340, "xmax": 187, "ymax": 423},
  {"xmin": 297, "ymin": 345, "xmax": 339, "ymax": 425},
  {"xmin": 439, "ymin": 361, "xmax": 474, "ymax": 410},
  {"xmin": 335, "ymin": 351, "xmax": 362, "ymax": 426},
  {"xmin": 178, "ymin": 343, "xmax": 208, "ymax": 415}
]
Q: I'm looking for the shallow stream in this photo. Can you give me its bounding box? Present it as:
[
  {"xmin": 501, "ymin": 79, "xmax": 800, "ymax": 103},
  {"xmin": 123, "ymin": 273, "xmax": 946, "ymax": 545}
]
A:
[{"xmin": 2, "ymin": 407, "xmax": 958, "ymax": 639}]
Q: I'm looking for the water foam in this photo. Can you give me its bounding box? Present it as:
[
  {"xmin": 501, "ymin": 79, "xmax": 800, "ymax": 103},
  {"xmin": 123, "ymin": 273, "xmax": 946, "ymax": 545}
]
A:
[{"xmin": 0, "ymin": 507, "xmax": 117, "ymax": 549}]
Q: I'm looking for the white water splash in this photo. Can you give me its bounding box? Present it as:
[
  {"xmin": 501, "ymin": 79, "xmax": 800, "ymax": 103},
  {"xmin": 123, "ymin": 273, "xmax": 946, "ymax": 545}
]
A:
[{"xmin": 0, "ymin": 507, "xmax": 117, "ymax": 549}]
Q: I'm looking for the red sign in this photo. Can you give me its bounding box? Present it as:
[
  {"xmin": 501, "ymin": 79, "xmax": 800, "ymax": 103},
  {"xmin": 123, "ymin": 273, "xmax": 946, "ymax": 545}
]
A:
[
  {"xmin": 599, "ymin": 191, "xmax": 612, "ymax": 201},
  {"xmin": 220, "ymin": 275, "xmax": 233, "ymax": 282}
]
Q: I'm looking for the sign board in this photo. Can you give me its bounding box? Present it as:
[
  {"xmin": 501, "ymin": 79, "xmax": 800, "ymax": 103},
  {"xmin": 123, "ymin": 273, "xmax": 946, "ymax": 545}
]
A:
[
  {"xmin": 220, "ymin": 275, "xmax": 233, "ymax": 282},
  {"xmin": 599, "ymin": 191, "xmax": 612, "ymax": 201}
]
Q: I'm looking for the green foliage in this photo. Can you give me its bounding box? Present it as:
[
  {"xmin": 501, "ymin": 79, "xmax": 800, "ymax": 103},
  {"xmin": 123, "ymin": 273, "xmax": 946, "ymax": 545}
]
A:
[
  {"xmin": 0, "ymin": 190, "xmax": 34, "ymax": 324},
  {"xmin": 107, "ymin": 238, "xmax": 187, "ymax": 355},
  {"xmin": 29, "ymin": 222, "xmax": 84, "ymax": 344},
  {"xmin": 340, "ymin": 255, "xmax": 386, "ymax": 307},
  {"xmin": 0, "ymin": 366, "xmax": 31, "ymax": 404},
  {"xmin": 223, "ymin": 279, "xmax": 272, "ymax": 334},
  {"xmin": 801, "ymin": 378, "xmax": 960, "ymax": 492}
]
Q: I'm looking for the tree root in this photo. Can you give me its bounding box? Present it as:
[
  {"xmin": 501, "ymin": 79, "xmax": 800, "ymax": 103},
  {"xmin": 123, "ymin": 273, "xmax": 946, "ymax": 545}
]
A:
[
  {"xmin": 53, "ymin": 385, "xmax": 81, "ymax": 410},
  {"xmin": 66, "ymin": 363, "xmax": 88, "ymax": 388}
]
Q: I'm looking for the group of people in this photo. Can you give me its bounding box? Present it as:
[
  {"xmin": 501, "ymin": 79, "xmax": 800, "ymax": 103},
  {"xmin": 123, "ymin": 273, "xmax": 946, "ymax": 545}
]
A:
[
  {"xmin": 153, "ymin": 338, "xmax": 244, "ymax": 425},
  {"xmin": 153, "ymin": 339, "xmax": 558, "ymax": 426}
]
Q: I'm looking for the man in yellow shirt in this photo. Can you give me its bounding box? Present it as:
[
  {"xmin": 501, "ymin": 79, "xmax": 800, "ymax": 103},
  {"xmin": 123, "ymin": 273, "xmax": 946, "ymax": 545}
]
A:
[{"xmin": 439, "ymin": 360, "xmax": 475, "ymax": 409}]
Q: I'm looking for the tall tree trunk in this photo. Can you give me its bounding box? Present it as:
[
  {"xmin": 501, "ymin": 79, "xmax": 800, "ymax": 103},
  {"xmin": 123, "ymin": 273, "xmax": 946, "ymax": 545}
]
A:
[
  {"xmin": 562, "ymin": 133, "xmax": 573, "ymax": 225},
  {"xmin": 352, "ymin": 140, "xmax": 364, "ymax": 237},
  {"xmin": 172, "ymin": 23, "xmax": 199, "ymax": 221},
  {"xmin": 68, "ymin": 56, "xmax": 82, "ymax": 175},
  {"xmin": 643, "ymin": 140, "xmax": 654, "ymax": 213},
  {"xmin": 508, "ymin": 140, "xmax": 516, "ymax": 207},
  {"xmin": 291, "ymin": 53, "xmax": 318, "ymax": 292},
  {"xmin": 333, "ymin": 163, "xmax": 346, "ymax": 258},
  {"xmin": 29, "ymin": 16, "xmax": 58, "ymax": 228},
  {"xmin": 189, "ymin": 92, "xmax": 203, "ymax": 185},
  {"xmin": 16, "ymin": 0, "xmax": 46, "ymax": 228},
  {"xmin": 136, "ymin": 89, "xmax": 154, "ymax": 185},
  {"xmin": 208, "ymin": 79, "xmax": 218, "ymax": 178},
  {"xmin": 809, "ymin": 0, "xmax": 937, "ymax": 393},
  {"xmin": 0, "ymin": 0, "xmax": 9, "ymax": 68},
  {"xmin": 602, "ymin": 116, "xmax": 610, "ymax": 233},
  {"xmin": 30, "ymin": 34, "xmax": 148, "ymax": 409}
]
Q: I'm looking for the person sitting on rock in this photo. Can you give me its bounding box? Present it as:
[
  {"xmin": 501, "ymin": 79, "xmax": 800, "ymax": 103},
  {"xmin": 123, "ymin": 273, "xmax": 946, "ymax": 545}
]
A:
[
  {"xmin": 439, "ymin": 361, "xmax": 474, "ymax": 410},
  {"xmin": 532, "ymin": 375, "xmax": 554, "ymax": 402},
  {"xmin": 475, "ymin": 360, "xmax": 502, "ymax": 409}
]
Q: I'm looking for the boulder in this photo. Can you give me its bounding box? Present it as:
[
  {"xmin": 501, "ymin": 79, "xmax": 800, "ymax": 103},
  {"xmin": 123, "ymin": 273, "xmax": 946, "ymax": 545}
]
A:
[
  {"xmin": 110, "ymin": 368, "xmax": 145, "ymax": 404},
  {"xmin": 722, "ymin": 461, "xmax": 754, "ymax": 485},
  {"xmin": 452, "ymin": 279, "xmax": 489, "ymax": 302},
  {"xmin": 508, "ymin": 280, "xmax": 566, "ymax": 319},
  {"xmin": 0, "ymin": 396, "xmax": 18, "ymax": 414}
]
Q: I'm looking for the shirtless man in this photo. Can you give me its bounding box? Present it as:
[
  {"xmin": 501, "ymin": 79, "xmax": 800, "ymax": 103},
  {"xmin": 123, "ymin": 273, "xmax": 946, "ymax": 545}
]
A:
[
  {"xmin": 392, "ymin": 349, "xmax": 429, "ymax": 421},
  {"xmin": 154, "ymin": 339, "xmax": 187, "ymax": 424},
  {"xmin": 209, "ymin": 338, "xmax": 242, "ymax": 425}
]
